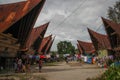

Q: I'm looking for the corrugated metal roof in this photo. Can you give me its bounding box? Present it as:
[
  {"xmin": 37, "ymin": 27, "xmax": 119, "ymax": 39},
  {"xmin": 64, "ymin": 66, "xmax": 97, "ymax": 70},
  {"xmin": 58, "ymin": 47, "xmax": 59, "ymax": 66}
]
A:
[
  {"xmin": 77, "ymin": 43, "xmax": 83, "ymax": 54},
  {"xmin": 45, "ymin": 36, "xmax": 55, "ymax": 54},
  {"xmin": 0, "ymin": 0, "xmax": 46, "ymax": 51},
  {"xmin": 102, "ymin": 17, "xmax": 120, "ymax": 36},
  {"xmin": 0, "ymin": 0, "xmax": 44, "ymax": 32},
  {"xmin": 88, "ymin": 28, "xmax": 111, "ymax": 50},
  {"xmin": 26, "ymin": 22, "xmax": 49, "ymax": 49},
  {"xmin": 77, "ymin": 40, "xmax": 95, "ymax": 54},
  {"xmin": 38, "ymin": 35, "xmax": 52, "ymax": 53}
]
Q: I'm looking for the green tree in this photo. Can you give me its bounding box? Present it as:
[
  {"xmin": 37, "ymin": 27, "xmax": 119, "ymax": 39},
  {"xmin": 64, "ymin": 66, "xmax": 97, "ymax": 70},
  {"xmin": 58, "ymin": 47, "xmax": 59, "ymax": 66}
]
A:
[
  {"xmin": 50, "ymin": 51, "xmax": 57, "ymax": 56},
  {"xmin": 57, "ymin": 41, "xmax": 75, "ymax": 55},
  {"xmin": 107, "ymin": 0, "xmax": 120, "ymax": 23}
]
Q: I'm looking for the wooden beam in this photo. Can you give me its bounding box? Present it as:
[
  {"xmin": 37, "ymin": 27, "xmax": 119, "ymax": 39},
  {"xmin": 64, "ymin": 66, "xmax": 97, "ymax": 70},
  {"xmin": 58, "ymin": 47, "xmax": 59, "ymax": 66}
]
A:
[
  {"xmin": 0, "ymin": 40, "xmax": 19, "ymax": 50},
  {"xmin": 110, "ymin": 32, "xmax": 116, "ymax": 36}
]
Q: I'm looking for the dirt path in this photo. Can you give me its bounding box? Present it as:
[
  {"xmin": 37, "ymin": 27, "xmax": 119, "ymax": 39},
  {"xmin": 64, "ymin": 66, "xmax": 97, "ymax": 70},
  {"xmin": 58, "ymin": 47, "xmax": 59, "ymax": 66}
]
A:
[{"xmin": 33, "ymin": 62, "xmax": 106, "ymax": 80}]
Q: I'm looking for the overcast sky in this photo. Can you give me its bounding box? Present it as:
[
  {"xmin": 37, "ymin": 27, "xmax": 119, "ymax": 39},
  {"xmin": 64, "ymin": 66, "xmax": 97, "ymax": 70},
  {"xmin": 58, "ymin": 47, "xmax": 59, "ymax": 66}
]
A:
[{"xmin": 0, "ymin": 0, "xmax": 118, "ymax": 51}]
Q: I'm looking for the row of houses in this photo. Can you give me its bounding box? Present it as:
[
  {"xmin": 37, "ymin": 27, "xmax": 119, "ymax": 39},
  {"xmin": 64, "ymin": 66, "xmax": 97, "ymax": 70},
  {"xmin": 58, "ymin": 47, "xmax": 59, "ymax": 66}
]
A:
[
  {"xmin": 0, "ymin": 0, "xmax": 54, "ymax": 70},
  {"xmin": 77, "ymin": 17, "xmax": 120, "ymax": 63}
]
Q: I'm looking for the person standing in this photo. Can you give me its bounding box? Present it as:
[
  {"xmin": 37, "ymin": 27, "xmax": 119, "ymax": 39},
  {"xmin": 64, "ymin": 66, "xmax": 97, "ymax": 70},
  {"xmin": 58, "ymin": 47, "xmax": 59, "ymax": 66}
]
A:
[
  {"xmin": 26, "ymin": 55, "xmax": 31, "ymax": 72},
  {"xmin": 14, "ymin": 58, "xmax": 18, "ymax": 72},
  {"xmin": 18, "ymin": 58, "xmax": 22, "ymax": 72},
  {"xmin": 39, "ymin": 58, "xmax": 43, "ymax": 72},
  {"xmin": 65, "ymin": 57, "xmax": 68, "ymax": 63}
]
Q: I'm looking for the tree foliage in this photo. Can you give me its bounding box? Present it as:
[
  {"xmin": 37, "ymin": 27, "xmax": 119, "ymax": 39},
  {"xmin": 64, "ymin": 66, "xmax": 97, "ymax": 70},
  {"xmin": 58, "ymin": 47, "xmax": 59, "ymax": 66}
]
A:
[
  {"xmin": 57, "ymin": 41, "xmax": 75, "ymax": 54},
  {"xmin": 107, "ymin": 0, "xmax": 120, "ymax": 23}
]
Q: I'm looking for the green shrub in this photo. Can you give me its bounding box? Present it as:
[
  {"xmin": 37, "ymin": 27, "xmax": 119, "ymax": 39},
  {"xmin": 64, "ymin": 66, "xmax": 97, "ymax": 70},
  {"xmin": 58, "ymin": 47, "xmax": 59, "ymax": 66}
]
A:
[
  {"xmin": 87, "ymin": 66, "xmax": 120, "ymax": 80},
  {"xmin": 106, "ymin": 59, "xmax": 113, "ymax": 66}
]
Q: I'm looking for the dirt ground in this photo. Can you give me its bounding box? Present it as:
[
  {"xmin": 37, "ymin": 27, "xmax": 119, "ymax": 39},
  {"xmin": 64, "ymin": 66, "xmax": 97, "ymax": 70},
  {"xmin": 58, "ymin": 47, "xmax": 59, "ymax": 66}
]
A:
[
  {"xmin": 32, "ymin": 61, "xmax": 106, "ymax": 80},
  {"xmin": 0, "ymin": 61, "xmax": 106, "ymax": 80}
]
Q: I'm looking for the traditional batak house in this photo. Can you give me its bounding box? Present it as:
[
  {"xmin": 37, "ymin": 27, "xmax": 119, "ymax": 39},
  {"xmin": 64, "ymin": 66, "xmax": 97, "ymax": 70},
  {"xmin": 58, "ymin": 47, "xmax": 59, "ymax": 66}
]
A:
[
  {"xmin": 0, "ymin": 0, "xmax": 46, "ymax": 50},
  {"xmin": 102, "ymin": 17, "xmax": 120, "ymax": 58},
  {"xmin": 0, "ymin": 0, "xmax": 46, "ymax": 69},
  {"xmin": 38, "ymin": 35, "xmax": 52, "ymax": 54},
  {"xmin": 76, "ymin": 43, "xmax": 83, "ymax": 60},
  {"xmin": 26, "ymin": 22, "xmax": 49, "ymax": 54},
  {"xmin": 88, "ymin": 28, "xmax": 112, "ymax": 58},
  {"xmin": 45, "ymin": 36, "xmax": 55, "ymax": 59},
  {"xmin": 77, "ymin": 43, "xmax": 83, "ymax": 54},
  {"xmin": 77, "ymin": 40, "xmax": 95, "ymax": 55},
  {"xmin": 0, "ymin": 33, "xmax": 20, "ymax": 69},
  {"xmin": 77, "ymin": 40, "xmax": 95, "ymax": 63},
  {"xmin": 45, "ymin": 36, "xmax": 55, "ymax": 54}
]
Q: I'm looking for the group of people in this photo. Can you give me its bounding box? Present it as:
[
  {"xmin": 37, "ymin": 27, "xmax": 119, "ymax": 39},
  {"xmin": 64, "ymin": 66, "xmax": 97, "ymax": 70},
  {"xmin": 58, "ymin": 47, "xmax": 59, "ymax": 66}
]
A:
[
  {"xmin": 14, "ymin": 55, "xmax": 43, "ymax": 73},
  {"xmin": 64, "ymin": 54, "xmax": 81, "ymax": 63},
  {"xmin": 14, "ymin": 57, "xmax": 30, "ymax": 73},
  {"xmin": 96, "ymin": 56, "xmax": 114, "ymax": 68}
]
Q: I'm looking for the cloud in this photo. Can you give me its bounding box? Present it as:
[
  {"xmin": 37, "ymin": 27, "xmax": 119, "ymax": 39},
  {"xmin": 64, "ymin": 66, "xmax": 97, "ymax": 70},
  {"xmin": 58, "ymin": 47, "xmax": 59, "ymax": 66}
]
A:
[
  {"xmin": 0, "ymin": 0, "xmax": 119, "ymax": 51},
  {"xmin": 0, "ymin": 0, "xmax": 26, "ymax": 4}
]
